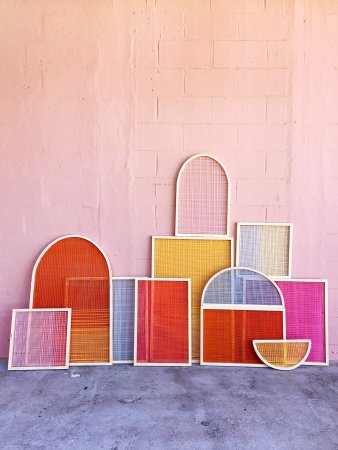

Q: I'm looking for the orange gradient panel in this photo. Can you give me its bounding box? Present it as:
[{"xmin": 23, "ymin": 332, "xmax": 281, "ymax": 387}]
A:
[
  {"xmin": 203, "ymin": 310, "xmax": 284, "ymax": 364},
  {"xmin": 32, "ymin": 237, "xmax": 110, "ymax": 364},
  {"xmin": 137, "ymin": 280, "xmax": 189, "ymax": 364}
]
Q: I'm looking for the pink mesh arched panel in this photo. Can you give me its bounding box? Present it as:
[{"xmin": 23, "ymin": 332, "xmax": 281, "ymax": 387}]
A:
[{"xmin": 176, "ymin": 155, "xmax": 229, "ymax": 236}]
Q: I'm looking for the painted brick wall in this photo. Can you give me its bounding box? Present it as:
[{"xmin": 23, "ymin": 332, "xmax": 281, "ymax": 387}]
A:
[{"xmin": 0, "ymin": 0, "xmax": 337, "ymax": 359}]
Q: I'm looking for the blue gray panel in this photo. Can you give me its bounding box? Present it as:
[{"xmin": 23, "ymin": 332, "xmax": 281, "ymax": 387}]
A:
[
  {"xmin": 203, "ymin": 268, "xmax": 282, "ymax": 306},
  {"xmin": 113, "ymin": 279, "xmax": 135, "ymax": 361}
]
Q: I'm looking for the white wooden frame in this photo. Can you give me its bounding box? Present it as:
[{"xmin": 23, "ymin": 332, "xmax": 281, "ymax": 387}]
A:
[
  {"xmin": 8, "ymin": 308, "xmax": 72, "ymax": 371},
  {"xmin": 236, "ymin": 223, "xmax": 293, "ymax": 279},
  {"xmin": 273, "ymin": 278, "xmax": 329, "ymax": 366},
  {"xmin": 175, "ymin": 153, "xmax": 231, "ymax": 238},
  {"xmin": 253, "ymin": 339, "xmax": 312, "ymax": 371},
  {"xmin": 112, "ymin": 277, "xmax": 137, "ymax": 364},
  {"xmin": 200, "ymin": 267, "xmax": 286, "ymax": 367},
  {"xmin": 29, "ymin": 235, "xmax": 113, "ymax": 366},
  {"xmin": 134, "ymin": 277, "xmax": 192, "ymax": 367},
  {"xmin": 151, "ymin": 235, "xmax": 234, "ymax": 276}
]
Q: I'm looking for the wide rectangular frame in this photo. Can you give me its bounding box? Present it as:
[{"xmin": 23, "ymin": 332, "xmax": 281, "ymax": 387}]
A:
[
  {"xmin": 236, "ymin": 223, "xmax": 293, "ymax": 279},
  {"xmin": 63, "ymin": 276, "xmax": 113, "ymax": 367},
  {"xmin": 200, "ymin": 303, "xmax": 286, "ymax": 367},
  {"xmin": 152, "ymin": 235, "xmax": 234, "ymax": 362},
  {"xmin": 134, "ymin": 277, "xmax": 192, "ymax": 367},
  {"xmin": 8, "ymin": 308, "xmax": 72, "ymax": 371},
  {"xmin": 274, "ymin": 278, "xmax": 329, "ymax": 366},
  {"xmin": 112, "ymin": 277, "xmax": 136, "ymax": 364}
]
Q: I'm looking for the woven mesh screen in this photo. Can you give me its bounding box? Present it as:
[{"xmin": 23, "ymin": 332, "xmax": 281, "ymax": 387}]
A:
[
  {"xmin": 254, "ymin": 340, "xmax": 311, "ymax": 370},
  {"xmin": 276, "ymin": 280, "xmax": 326, "ymax": 363},
  {"xmin": 9, "ymin": 310, "xmax": 70, "ymax": 369},
  {"xmin": 136, "ymin": 279, "xmax": 190, "ymax": 364},
  {"xmin": 153, "ymin": 237, "xmax": 232, "ymax": 360},
  {"xmin": 203, "ymin": 268, "xmax": 282, "ymax": 306},
  {"xmin": 112, "ymin": 279, "xmax": 135, "ymax": 362},
  {"xmin": 237, "ymin": 224, "xmax": 291, "ymax": 277},
  {"xmin": 177, "ymin": 155, "xmax": 229, "ymax": 235},
  {"xmin": 31, "ymin": 237, "xmax": 111, "ymax": 364},
  {"xmin": 203, "ymin": 310, "xmax": 284, "ymax": 364}
]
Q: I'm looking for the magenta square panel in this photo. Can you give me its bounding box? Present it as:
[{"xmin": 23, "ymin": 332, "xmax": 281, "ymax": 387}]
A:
[{"xmin": 276, "ymin": 280, "xmax": 328, "ymax": 365}]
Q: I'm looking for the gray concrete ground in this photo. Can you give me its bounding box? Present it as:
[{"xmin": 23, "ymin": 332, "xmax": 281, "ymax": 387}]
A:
[{"xmin": 0, "ymin": 359, "xmax": 337, "ymax": 450}]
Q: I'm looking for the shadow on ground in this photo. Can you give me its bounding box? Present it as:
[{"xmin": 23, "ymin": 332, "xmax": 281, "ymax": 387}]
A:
[{"xmin": 0, "ymin": 359, "xmax": 338, "ymax": 449}]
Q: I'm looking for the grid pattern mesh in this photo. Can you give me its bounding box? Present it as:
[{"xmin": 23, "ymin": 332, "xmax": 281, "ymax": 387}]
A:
[
  {"xmin": 276, "ymin": 281, "xmax": 326, "ymax": 363},
  {"xmin": 177, "ymin": 156, "xmax": 229, "ymax": 235},
  {"xmin": 203, "ymin": 268, "xmax": 282, "ymax": 305},
  {"xmin": 254, "ymin": 341, "xmax": 310, "ymax": 369},
  {"xmin": 136, "ymin": 280, "xmax": 189, "ymax": 364},
  {"xmin": 238, "ymin": 224, "xmax": 291, "ymax": 277},
  {"xmin": 113, "ymin": 279, "xmax": 135, "ymax": 362},
  {"xmin": 10, "ymin": 310, "xmax": 69, "ymax": 369},
  {"xmin": 31, "ymin": 237, "xmax": 111, "ymax": 364},
  {"xmin": 203, "ymin": 310, "xmax": 284, "ymax": 364},
  {"xmin": 153, "ymin": 237, "xmax": 232, "ymax": 360}
]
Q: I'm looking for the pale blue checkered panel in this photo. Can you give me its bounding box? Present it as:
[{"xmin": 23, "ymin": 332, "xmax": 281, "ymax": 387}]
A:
[
  {"xmin": 203, "ymin": 268, "xmax": 282, "ymax": 306},
  {"xmin": 113, "ymin": 279, "xmax": 135, "ymax": 361}
]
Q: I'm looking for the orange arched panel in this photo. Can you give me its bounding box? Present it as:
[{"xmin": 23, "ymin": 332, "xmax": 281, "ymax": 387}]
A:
[{"xmin": 30, "ymin": 236, "xmax": 112, "ymax": 365}]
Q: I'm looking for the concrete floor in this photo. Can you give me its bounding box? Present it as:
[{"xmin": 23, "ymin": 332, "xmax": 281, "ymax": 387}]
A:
[{"xmin": 0, "ymin": 360, "xmax": 338, "ymax": 450}]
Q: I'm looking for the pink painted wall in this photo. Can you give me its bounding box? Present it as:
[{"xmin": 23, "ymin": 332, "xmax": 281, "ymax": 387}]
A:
[{"xmin": 1, "ymin": 0, "xmax": 337, "ymax": 359}]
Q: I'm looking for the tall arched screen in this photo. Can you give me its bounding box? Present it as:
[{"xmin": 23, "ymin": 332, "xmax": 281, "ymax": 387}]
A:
[
  {"xmin": 30, "ymin": 236, "xmax": 112, "ymax": 365},
  {"xmin": 275, "ymin": 279, "xmax": 328, "ymax": 365},
  {"xmin": 112, "ymin": 278, "xmax": 135, "ymax": 363},
  {"xmin": 201, "ymin": 268, "xmax": 285, "ymax": 366},
  {"xmin": 176, "ymin": 154, "xmax": 230, "ymax": 236},
  {"xmin": 135, "ymin": 279, "xmax": 191, "ymax": 366}
]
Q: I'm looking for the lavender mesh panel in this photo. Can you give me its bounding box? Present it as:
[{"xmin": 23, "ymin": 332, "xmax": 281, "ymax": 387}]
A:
[
  {"xmin": 177, "ymin": 155, "xmax": 229, "ymax": 235},
  {"xmin": 113, "ymin": 279, "xmax": 135, "ymax": 361},
  {"xmin": 10, "ymin": 310, "xmax": 69, "ymax": 369},
  {"xmin": 203, "ymin": 268, "xmax": 282, "ymax": 306}
]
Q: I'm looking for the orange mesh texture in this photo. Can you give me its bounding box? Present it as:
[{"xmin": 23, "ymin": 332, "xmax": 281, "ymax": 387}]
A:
[
  {"xmin": 254, "ymin": 341, "xmax": 310, "ymax": 369},
  {"xmin": 32, "ymin": 237, "xmax": 111, "ymax": 364},
  {"xmin": 203, "ymin": 309, "xmax": 284, "ymax": 364},
  {"xmin": 136, "ymin": 280, "xmax": 190, "ymax": 364}
]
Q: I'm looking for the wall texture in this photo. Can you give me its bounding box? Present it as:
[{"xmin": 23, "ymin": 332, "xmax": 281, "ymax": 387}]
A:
[{"xmin": 1, "ymin": 0, "xmax": 337, "ymax": 359}]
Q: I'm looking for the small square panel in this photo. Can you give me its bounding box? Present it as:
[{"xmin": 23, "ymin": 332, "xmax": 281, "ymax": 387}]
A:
[
  {"xmin": 236, "ymin": 223, "xmax": 292, "ymax": 277},
  {"xmin": 8, "ymin": 309, "xmax": 71, "ymax": 370}
]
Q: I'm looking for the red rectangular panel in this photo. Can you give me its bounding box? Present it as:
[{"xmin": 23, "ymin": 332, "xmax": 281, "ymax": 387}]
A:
[{"xmin": 136, "ymin": 279, "xmax": 190, "ymax": 364}]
